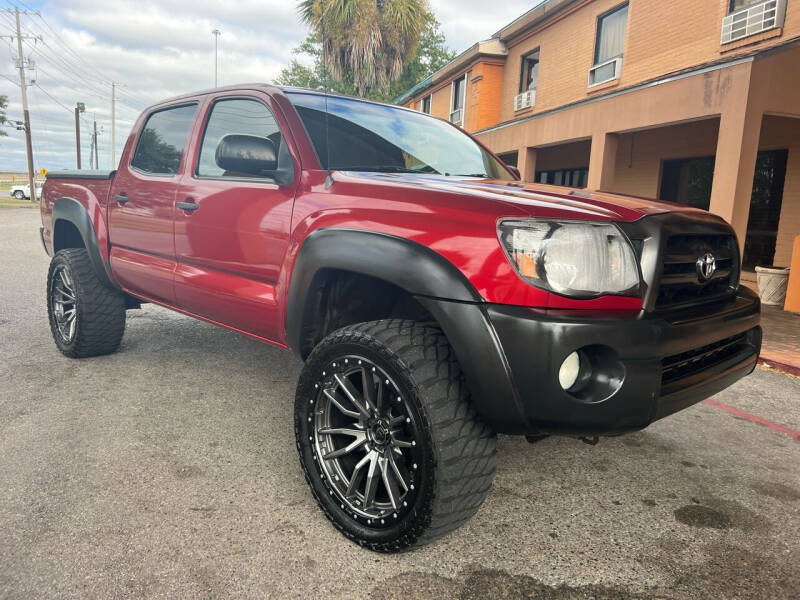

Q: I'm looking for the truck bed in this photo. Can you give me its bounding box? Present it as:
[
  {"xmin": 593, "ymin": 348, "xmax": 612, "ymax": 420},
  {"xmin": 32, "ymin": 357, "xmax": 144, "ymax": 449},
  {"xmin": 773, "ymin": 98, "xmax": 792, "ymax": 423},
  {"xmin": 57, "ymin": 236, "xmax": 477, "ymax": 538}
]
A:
[{"xmin": 40, "ymin": 170, "xmax": 116, "ymax": 259}]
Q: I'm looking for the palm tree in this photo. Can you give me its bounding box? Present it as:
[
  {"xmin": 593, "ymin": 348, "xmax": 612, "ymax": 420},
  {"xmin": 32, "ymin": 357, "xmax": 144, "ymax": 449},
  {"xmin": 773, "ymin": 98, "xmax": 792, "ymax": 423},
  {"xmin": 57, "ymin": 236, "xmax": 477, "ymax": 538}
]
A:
[{"xmin": 299, "ymin": 0, "xmax": 429, "ymax": 97}]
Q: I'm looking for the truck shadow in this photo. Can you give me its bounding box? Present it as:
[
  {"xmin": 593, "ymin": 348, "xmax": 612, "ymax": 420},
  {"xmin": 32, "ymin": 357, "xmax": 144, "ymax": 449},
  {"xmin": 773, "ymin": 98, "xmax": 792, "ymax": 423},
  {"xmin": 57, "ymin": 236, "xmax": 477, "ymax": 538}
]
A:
[{"xmin": 112, "ymin": 305, "xmax": 797, "ymax": 599}]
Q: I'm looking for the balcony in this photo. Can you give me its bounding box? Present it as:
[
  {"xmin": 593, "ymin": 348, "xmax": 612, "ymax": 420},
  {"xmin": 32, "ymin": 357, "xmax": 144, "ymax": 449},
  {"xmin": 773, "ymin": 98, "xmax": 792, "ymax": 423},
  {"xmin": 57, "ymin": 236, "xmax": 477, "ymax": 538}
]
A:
[
  {"xmin": 721, "ymin": 0, "xmax": 786, "ymax": 44},
  {"xmin": 514, "ymin": 89, "xmax": 536, "ymax": 111},
  {"xmin": 588, "ymin": 56, "xmax": 622, "ymax": 87}
]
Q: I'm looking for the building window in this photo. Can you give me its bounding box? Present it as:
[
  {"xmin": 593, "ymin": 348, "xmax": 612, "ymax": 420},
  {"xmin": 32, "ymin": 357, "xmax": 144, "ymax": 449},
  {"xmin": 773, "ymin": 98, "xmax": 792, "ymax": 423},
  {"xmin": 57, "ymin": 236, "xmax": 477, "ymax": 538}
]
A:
[
  {"xmin": 589, "ymin": 3, "xmax": 628, "ymax": 86},
  {"xmin": 497, "ymin": 151, "xmax": 519, "ymax": 168},
  {"xmin": 659, "ymin": 156, "xmax": 716, "ymax": 211},
  {"xmin": 519, "ymin": 50, "xmax": 540, "ymax": 93},
  {"xmin": 742, "ymin": 149, "xmax": 788, "ymax": 270},
  {"xmin": 721, "ymin": 0, "xmax": 784, "ymax": 44},
  {"xmin": 729, "ymin": 0, "xmax": 763, "ymax": 11},
  {"xmin": 421, "ymin": 95, "xmax": 431, "ymax": 114},
  {"xmin": 660, "ymin": 151, "xmax": 788, "ymax": 270},
  {"xmin": 450, "ymin": 75, "xmax": 466, "ymax": 124},
  {"xmin": 535, "ymin": 167, "xmax": 588, "ymax": 188}
]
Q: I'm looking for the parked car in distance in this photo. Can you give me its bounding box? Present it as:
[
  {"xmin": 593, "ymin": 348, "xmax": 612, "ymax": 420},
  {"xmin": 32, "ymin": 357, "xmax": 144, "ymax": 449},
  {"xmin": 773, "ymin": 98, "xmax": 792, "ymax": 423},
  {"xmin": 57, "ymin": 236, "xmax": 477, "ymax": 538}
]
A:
[
  {"xmin": 10, "ymin": 180, "xmax": 44, "ymax": 200},
  {"xmin": 38, "ymin": 84, "xmax": 762, "ymax": 553}
]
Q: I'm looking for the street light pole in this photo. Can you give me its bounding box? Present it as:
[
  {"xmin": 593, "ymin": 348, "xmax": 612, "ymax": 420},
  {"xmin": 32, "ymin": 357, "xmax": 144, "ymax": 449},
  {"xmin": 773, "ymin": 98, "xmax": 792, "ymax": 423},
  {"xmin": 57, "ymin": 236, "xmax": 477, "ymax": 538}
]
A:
[{"xmin": 212, "ymin": 29, "xmax": 221, "ymax": 87}]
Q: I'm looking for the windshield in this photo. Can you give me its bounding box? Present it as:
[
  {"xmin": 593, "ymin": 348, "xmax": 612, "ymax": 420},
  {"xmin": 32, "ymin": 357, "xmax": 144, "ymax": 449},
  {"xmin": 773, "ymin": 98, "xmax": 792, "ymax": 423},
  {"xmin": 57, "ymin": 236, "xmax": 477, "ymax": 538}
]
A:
[{"xmin": 287, "ymin": 92, "xmax": 514, "ymax": 180}]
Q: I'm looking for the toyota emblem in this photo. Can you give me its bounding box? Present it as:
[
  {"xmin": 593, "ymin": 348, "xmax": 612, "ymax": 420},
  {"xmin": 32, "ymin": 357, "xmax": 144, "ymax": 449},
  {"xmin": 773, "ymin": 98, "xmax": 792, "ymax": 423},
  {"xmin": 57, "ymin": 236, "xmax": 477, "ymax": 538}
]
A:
[{"xmin": 696, "ymin": 253, "xmax": 717, "ymax": 282}]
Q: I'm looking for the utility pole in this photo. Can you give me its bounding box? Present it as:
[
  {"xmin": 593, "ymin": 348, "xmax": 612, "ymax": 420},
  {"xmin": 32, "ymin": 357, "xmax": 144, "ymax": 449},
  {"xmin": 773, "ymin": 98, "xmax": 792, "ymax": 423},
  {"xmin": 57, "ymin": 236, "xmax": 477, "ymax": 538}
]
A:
[
  {"xmin": 93, "ymin": 120, "xmax": 99, "ymax": 169},
  {"xmin": 74, "ymin": 102, "xmax": 85, "ymax": 169},
  {"xmin": 212, "ymin": 29, "xmax": 221, "ymax": 87},
  {"xmin": 10, "ymin": 7, "xmax": 36, "ymax": 199},
  {"xmin": 110, "ymin": 82, "xmax": 116, "ymax": 167}
]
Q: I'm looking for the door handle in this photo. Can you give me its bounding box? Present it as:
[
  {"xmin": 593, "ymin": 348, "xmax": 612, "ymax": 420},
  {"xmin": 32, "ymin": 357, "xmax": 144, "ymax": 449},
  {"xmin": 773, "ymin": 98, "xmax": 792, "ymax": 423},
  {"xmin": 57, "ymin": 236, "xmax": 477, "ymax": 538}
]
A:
[
  {"xmin": 176, "ymin": 200, "xmax": 199, "ymax": 212},
  {"xmin": 113, "ymin": 194, "xmax": 129, "ymax": 204}
]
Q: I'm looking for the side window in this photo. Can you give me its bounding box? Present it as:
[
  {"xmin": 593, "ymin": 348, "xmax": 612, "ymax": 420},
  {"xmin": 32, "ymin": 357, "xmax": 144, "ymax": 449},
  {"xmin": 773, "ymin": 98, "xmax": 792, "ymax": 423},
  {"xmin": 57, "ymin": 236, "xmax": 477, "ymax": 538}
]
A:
[
  {"xmin": 520, "ymin": 49, "xmax": 540, "ymax": 93},
  {"xmin": 197, "ymin": 98, "xmax": 282, "ymax": 178},
  {"xmin": 131, "ymin": 104, "xmax": 197, "ymax": 175}
]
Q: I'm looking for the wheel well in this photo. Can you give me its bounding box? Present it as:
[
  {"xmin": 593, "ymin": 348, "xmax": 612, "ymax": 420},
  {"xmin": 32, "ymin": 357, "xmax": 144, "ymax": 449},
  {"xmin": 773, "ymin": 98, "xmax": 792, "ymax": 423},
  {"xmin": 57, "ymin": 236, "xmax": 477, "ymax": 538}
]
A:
[
  {"xmin": 53, "ymin": 219, "xmax": 85, "ymax": 253},
  {"xmin": 298, "ymin": 269, "xmax": 436, "ymax": 359}
]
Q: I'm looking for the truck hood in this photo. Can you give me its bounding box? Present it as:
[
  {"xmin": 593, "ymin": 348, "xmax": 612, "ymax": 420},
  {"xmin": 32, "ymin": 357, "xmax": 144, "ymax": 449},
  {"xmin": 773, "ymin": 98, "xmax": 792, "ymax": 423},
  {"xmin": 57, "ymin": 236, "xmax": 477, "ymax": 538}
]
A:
[{"xmin": 338, "ymin": 172, "xmax": 706, "ymax": 222}]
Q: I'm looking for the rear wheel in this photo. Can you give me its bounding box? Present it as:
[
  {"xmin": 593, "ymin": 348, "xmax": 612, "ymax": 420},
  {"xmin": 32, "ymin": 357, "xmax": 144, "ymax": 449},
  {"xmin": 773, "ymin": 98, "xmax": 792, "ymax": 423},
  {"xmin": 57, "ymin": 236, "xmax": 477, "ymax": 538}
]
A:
[
  {"xmin": 47, "ymin": 248, "xmax": 126, "ymax": 358},
  {"xmin": 295, "ymin": 319, "xmax": 497, "ymax": 552}
]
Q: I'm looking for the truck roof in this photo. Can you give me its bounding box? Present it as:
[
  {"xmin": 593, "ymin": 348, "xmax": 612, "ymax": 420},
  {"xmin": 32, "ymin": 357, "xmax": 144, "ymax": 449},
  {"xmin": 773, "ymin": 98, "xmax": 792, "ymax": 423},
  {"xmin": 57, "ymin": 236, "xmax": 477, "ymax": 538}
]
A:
[{"xmin": 145, "ymin": 84, "xmax": 417, "ymax": 116}]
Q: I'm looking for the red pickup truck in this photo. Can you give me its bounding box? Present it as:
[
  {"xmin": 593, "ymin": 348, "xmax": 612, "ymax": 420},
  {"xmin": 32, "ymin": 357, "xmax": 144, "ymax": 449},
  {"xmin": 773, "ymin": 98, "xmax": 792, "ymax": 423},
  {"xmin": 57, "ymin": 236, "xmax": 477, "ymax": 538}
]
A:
[{"xmin": 40, "ymin": 84, "xmax": 761, "ymax": 552}]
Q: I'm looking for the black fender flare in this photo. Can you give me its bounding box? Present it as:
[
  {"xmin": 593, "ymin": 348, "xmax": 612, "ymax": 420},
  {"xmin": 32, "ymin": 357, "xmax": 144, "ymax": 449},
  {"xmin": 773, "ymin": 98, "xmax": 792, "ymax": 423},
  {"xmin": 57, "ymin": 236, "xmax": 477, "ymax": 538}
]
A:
[
  {"xmin": 52, "ymin": 197, "xmax": 118, "ymax": 290},
  {"xmin": 285, "ymin": 229, "xmax": 528, "ymax": 432}
]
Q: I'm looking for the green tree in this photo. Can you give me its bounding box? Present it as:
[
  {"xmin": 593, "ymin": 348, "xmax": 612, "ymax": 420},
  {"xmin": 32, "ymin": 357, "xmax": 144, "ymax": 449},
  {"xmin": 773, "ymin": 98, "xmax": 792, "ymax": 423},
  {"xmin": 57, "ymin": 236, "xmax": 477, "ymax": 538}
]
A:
[
  {"xmin": 298, "ymin": 0, "xmax": 429, "ymax": 97},
  {"xmin": 0, "ymin": 95, "xmax": 8, "ymax": 137},
  {"xmin": 276, "ymin": 15, "xmax": 455, "ymax": 103}
]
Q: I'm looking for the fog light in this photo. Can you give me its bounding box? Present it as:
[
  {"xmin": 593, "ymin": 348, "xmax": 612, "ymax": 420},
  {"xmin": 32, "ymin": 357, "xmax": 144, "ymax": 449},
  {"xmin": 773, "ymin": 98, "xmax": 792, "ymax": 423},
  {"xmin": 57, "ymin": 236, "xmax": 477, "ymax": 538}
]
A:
[{"xmin": 559, "ymin": 351, "xmax": 581, "ymax": 390}]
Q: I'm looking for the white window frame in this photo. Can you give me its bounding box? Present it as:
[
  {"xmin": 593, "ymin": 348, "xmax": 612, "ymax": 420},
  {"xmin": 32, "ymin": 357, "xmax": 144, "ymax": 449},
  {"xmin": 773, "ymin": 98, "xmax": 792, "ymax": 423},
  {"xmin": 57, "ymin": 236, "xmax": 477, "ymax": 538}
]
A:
[
  {"xmin": 588, "ymin": 56, "xmax": 623, "ymax": 87},
  {"xmin": 588, "ymin": 3, "xmax": 628, "ymax": 88},
  {"xmin": 449, "ymin": 74, "xmax": 467, "ymax": 125}
]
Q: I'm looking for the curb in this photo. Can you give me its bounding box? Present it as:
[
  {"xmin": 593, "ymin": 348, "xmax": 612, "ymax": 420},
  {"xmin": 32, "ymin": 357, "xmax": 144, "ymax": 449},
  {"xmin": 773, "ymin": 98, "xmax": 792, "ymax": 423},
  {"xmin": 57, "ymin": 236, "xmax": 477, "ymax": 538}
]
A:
[{"xmin": 758, "ymin": 356, "xmax": 800, "ymax": 378}]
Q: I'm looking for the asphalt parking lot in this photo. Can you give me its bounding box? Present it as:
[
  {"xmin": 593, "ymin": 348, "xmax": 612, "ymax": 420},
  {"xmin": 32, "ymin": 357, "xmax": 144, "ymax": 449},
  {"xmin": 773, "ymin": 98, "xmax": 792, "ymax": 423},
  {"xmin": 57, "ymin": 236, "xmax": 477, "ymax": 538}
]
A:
[{"xmin": 1, "ymin": 207, "xmax": 799, "ymax": 600}]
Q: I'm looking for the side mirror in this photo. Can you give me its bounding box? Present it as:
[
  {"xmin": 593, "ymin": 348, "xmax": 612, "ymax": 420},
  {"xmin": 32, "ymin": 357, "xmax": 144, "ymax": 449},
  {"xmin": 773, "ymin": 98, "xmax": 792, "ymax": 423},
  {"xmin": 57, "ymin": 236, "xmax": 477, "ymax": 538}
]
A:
[
  {"xmin": 215, "ymin": 134, "xmax": 278, "ymax": 176},
  {"xmin": 507, "ymin": 165, "xmax": 521, "ymax": 179}
]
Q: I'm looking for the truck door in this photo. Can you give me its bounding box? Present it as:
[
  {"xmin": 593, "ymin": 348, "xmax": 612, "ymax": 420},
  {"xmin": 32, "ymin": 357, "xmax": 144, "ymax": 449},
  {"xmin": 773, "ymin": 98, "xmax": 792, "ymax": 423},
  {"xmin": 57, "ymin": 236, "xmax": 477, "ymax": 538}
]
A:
[
  {"xmin": 108, "ymin": 103, "xmax": 198, "ymax": 304},
  {"xmin": 173, "ymin": 94, "xmax": 299, "ymax": 342}
]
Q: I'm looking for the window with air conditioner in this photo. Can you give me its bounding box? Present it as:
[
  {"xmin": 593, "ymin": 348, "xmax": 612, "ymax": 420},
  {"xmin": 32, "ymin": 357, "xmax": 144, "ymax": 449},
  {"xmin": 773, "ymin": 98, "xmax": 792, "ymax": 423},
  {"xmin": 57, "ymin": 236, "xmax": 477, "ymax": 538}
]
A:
[
  {"xmin": 589, "ymin": 3, "xmax": 628, "ymax": 87},
  {"xmin": 421, "ymin": 95, "xmax": 431, "ymax": 114},
  {"xmin": 515, "ymin": 49, "xmax": 539, "ymax": 111},
  {"xmin": 450, "ymin": 76, "xmax": 466, "ymax": 124},
  {"xmin": 721, "ymin": 0, "xmax": 785, "ymax": 44}
]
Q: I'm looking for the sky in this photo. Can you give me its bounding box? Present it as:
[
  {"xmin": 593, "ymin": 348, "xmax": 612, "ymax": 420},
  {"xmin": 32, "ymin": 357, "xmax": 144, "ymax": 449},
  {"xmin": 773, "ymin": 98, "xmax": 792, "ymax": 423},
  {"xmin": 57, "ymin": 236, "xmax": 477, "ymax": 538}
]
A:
[{"xmin": 0, "ymin": 0, "xmax": 535, "ymax": 172}]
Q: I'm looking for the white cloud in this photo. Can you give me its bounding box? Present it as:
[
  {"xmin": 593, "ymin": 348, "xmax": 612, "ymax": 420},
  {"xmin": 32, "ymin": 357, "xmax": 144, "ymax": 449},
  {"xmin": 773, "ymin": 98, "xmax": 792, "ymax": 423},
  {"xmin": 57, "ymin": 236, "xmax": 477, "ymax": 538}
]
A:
[{"xmin": 0, "ymin": 0, "xmax": 535, "ymax": 171}]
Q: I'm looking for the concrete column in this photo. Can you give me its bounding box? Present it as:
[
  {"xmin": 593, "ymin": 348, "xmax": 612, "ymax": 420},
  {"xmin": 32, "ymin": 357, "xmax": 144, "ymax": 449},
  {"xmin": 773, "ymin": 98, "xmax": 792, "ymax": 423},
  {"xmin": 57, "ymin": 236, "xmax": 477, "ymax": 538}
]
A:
[
  {"xmin": 709, "ymin": 103, "xmax": 762, "ymax": 250},
  {"xmin": 519, "ymin": 147, "xmax": 537, "ymax": 182},
  {"xmin": 587, "ymin": 133, "xmax": 619, "ymax": 192}
]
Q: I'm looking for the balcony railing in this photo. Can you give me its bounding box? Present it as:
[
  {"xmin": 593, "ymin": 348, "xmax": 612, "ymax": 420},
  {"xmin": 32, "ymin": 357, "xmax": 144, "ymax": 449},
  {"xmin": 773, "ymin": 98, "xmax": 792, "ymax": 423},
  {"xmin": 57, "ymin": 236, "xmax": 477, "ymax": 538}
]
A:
[
  {"xmin": 588, "ymin": 56, "xmax": 622, "ymax": 87},
  {"xmin": 721, "ymin": 0, "xmax": 786, "ymax": 44},
  {"xmin": 450, "ymin": 108, "xmax": 463, "ymax": 124},
  {"xmin": 514, "ymin": 89, "xmax": 536, "ymax": 111}
]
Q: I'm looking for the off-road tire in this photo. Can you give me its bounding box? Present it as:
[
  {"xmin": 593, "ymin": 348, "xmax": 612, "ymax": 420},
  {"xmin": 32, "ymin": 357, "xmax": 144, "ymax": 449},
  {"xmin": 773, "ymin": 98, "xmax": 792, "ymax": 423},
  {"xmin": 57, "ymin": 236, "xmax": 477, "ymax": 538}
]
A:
[
  {"xmin": 295, "ymin": 319, "xmax": 497, "ymax": 552},
  {"xmin": 47, "ymin": 248, "xmax": 126, "ymax": 358}
]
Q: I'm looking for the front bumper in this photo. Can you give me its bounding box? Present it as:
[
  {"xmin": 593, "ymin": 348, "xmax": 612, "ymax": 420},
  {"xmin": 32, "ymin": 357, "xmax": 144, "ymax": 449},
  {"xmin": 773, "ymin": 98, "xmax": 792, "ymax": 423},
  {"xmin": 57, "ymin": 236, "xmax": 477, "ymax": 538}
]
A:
[
  {"xmin": 420, "ymin": 288, "xmax": 761, "ymax": 436},
  {"xmin": 486, "ymin": 288, "xmax": 761, "ymax": 435}
]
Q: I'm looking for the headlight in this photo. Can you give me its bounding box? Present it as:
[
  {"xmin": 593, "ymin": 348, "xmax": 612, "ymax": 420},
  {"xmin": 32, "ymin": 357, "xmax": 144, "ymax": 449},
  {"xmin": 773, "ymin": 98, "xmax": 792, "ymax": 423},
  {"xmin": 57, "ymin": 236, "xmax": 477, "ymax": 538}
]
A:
[{"xmin": 497, "ymin": 219, "xmax": 640, "ymax": 298}]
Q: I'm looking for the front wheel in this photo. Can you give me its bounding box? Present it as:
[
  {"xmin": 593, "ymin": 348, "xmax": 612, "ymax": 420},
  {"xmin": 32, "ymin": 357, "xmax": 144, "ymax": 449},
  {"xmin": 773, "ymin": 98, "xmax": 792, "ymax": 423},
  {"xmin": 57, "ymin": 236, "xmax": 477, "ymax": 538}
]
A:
[
  {"xmin": 47, "ymin": 248, "xmax": 126, "ymax": 358},
  {"xmin": 13, "ymin": 190, "xmax": 25, "ymax": 200},
  {"xmin": 294, "ymin": 320, "xmax": 497, "ymax": 552}
]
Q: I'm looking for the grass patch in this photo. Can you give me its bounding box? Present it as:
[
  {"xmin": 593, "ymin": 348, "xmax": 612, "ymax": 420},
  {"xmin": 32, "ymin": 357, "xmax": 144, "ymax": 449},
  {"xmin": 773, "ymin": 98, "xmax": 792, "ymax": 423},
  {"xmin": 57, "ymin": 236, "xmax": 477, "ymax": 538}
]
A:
[{"xmin": 0, "ymin": 197, "xmax": 37, "ymax": 209}]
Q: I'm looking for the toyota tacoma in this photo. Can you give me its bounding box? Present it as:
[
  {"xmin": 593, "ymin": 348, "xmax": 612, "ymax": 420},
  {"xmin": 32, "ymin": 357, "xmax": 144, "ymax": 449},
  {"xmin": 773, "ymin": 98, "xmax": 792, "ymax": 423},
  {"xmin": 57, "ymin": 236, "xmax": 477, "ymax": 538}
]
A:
[{"xmin": 39, "ymin": 85, "xmax": 761, "ymax": 552}]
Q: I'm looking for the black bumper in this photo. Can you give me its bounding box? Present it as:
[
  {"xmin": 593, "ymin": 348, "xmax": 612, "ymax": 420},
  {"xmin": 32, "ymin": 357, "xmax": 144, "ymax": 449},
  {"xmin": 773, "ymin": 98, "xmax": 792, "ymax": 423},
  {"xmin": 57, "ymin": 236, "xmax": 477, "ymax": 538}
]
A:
[{"xmin": 419, "ymin": 288, "xmax": 761, "ymax": 435}]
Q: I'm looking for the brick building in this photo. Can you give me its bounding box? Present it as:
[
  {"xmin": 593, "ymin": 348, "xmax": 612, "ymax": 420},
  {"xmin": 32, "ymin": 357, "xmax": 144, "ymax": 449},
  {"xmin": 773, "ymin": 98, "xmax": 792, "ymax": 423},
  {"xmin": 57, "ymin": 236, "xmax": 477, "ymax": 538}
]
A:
[{"xmin": 397, "ymin": 0, "xmax": 800, "ymax": 279}]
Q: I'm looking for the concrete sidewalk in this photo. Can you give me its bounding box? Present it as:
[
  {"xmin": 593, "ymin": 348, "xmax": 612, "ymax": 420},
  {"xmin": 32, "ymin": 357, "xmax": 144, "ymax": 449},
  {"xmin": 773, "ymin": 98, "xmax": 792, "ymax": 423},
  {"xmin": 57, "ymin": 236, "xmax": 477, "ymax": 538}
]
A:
[{"xmin": 760, "ymin": 305, "xmax": 800, "ymax": 376}]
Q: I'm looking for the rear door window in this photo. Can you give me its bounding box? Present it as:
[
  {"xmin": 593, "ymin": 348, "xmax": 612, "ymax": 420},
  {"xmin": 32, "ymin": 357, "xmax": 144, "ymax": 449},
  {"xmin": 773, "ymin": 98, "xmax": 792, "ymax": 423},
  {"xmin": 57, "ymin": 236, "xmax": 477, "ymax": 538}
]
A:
[{"xmin": 131, "ymin": 104, "xmax": 197, "ymax": 175}]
